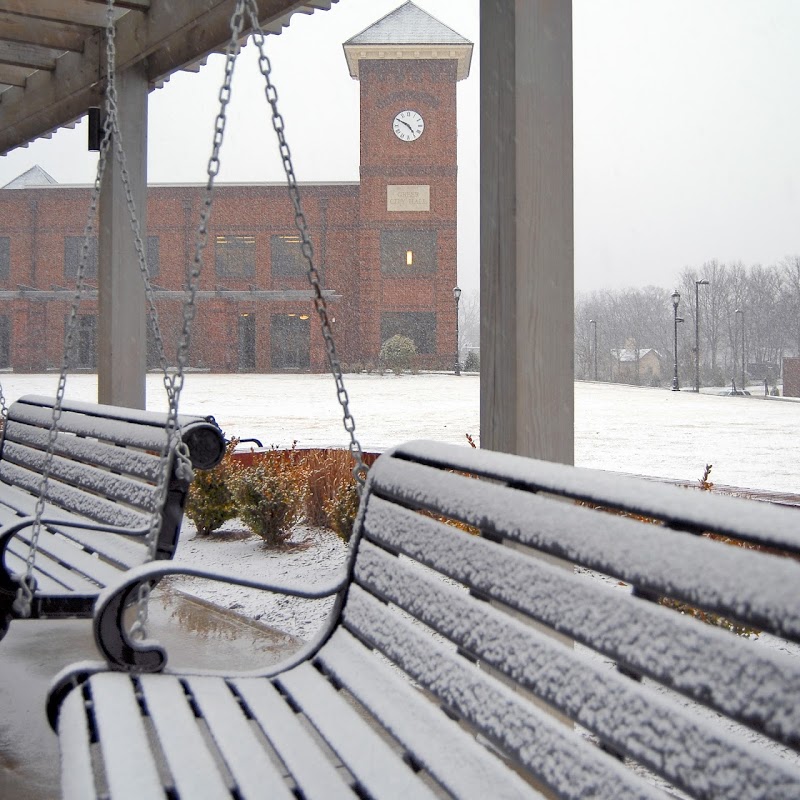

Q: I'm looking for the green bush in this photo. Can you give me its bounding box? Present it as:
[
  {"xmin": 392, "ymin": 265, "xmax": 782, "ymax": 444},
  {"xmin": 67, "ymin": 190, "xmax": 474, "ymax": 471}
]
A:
[
  {"xmin": 231, "ymin": 456, "xmax": 308, "ymax": 546},
  {"xmin": 380, "ymin": 334, "xmax": 417, "ymax": 375},
  {"xmin": 185, "ymin": 438, "xmax": 240, "ymax": 535},
  {"xmin": 463, "ymin": 350, "xmax": 480, "ymax": 372},
  {"xmin": 323, "ymin": 479, "xmax": 360, "ymax": 543}
]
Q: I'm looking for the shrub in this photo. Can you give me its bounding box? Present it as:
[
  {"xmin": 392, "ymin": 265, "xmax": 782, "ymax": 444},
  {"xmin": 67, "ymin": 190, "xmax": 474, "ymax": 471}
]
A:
[
  {"xmin": 463, "ymin": 350, "xmax": 480, "ymax": 372},
  {"xmin": 304, "ymin": 449, "xmax": 356, "ymax": 528},
  {"xmin": 324, "ymin": 479, "xmax": 360, "ymax": 542},
  {"xmin": 185, "ymin": 438, "xmax": 240, "ymax": 535},
  {"xmin": 380, "ymin": 334, "xmax": 416, "ymax": 375},
  {"xmin": 231, "ymin": 454, "xmax": 308, "ymax": 546}
]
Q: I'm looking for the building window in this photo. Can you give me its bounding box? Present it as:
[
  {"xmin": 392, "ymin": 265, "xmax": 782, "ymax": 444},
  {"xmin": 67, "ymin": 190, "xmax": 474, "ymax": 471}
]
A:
[
  {"xmin": 215, "ymin": 234, "xmax": 255, "ymax": 278},
  {"xmin": 0, "ymin": 237, "xmax": 9, "ymax": 280},
  {"xmin": 64, "ymin": 236, "xmax": 98, "ymax": 280},
  {"xmin": 146, "ymin": 236, "xmax": 160, "ymax": 279},
  {"xmin": 381, "ymin": 312, "xmax": 437, "ymax": 354},
  {"xmin": 380, "ymin": 230, "xmax": 437, "ymax": 274},
  {"xmin": 0, "ymin": 315, "xmax": 9, "ymax": 368},
  {"xmin": 271, "ymin": 234, "xmax": 308, "ymax": 277},
  {"xmin": 66, "ymin": 314, "xmax": 97, "ymax": 369}
]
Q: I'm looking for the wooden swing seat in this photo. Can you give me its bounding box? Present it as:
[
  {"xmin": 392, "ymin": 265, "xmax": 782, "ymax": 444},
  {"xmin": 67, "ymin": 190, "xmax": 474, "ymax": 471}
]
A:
[
  {"xmin": 48, "ymin": 440, "xmax": 800, "ymax": 799},
  {"xmin": 0, "ymin": 394, "xmax": 225, "ymax": 638}
]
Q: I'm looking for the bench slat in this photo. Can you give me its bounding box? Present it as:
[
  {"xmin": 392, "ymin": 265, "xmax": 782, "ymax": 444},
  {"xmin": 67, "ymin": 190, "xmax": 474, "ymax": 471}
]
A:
[
  {"xmin": 342, "ymin": 585, "xmax": 664, "ymax": 800},
  {"xmin": 233, "ymin": 677, "xmax": 357, "ymax": 800},
  {"xmin": 4, "ymin": 420, "xmax": 163, "ymax": 481},
  {"xmin": 317, "ymin": 628, "xmax": 545, "ymax": 800},
  {"xmin": 4, "ymin": 549, "xmax": 69, "ymax": 594},
  {"xmin": 91, "ymin": 673, "xmax": 167, "ymax": 800},
  {"xmin": 3, "ymin": 440, "xmax": 160, "ymax": 511},
  {"xmin": 7, "ymin": 526, "xmax": 135, "ymax": 591},
  {"xmin": 0, "ymin": 460, "xmax": 150, "ymax": 530},
  {"xmin": 355, "ymin": 540, "xmax": 800, "ymax": 799},
  {"xmin": 363, "ymin": 495, "xmax": 800, "ymax": 749},
  {"xmin": 277, "ymin": 662, "xmax": 440, "ymax": 800},
  {"xmin": 139, "ymin": 675, "xmax": 234, "ymax": 799},
  {"xmin": 186, "ymin": 676, "xmax": 296, "ymax": 800},
  {"xmin": 8, "ymin": 403, "xmax": 171, "ymax": 452},
  {"xmin": 368, "ymin": 458, "xmax": 800, "ymax": 641},
  {"xmin": 390, "ymin": 440, "xmax": 800, "ymax": 554},
  {"xmin": 57, "ymin": 684, "xmax": 99, "ymax": 800}
]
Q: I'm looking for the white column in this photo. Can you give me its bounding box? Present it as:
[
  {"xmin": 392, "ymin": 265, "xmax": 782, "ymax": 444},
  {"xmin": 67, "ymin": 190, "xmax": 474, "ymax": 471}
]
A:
[
  {"xmin": 98, "ymin": 62, "xmax": 147, "ymax": 409},
  {"xmin": 480, "ymin": 1, "xmax": 574, "ymax": 464}
]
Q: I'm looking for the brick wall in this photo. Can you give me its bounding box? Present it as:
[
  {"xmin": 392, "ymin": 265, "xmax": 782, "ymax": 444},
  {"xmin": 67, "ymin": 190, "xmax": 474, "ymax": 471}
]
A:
[
  {"xmin": 0, "ymin": 59, "xmax": 460, "ymax": 373},
  {"xmin": 783, "ymin": 357, "xmax": 800, "ymax": 397}
]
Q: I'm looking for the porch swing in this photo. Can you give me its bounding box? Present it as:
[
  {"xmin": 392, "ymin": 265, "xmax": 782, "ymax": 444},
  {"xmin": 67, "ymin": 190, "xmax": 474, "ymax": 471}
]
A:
[{"xmin": 0, "ymin": 0, "xmax": 226, "ymax": 640}]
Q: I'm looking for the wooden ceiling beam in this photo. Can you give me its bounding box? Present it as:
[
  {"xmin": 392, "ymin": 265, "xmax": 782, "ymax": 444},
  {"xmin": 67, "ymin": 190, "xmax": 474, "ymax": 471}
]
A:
[
  {"xmin": 0, "ymin": 41, "xmax": 61, "ymax": 70},
  {"xmin": 0, "ymin": 12, "xmax": 87, "ymax": 52},
  {"xmin": 83, "ymin": 0, "xmax": 152, "ymax": 10},
  {"xmin": 0, "ymin": 1, "xmax": 128, "ymax": 30},
  {"xmin": 0, "ymin": 63, "xmax": 30, "ymax": 86}
]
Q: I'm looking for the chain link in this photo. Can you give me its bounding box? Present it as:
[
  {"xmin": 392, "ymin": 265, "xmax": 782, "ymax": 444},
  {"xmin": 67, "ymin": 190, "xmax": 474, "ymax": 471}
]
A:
[{"xmin": 246, "ymin": 1, "xmax": 368, "ymax": 487}]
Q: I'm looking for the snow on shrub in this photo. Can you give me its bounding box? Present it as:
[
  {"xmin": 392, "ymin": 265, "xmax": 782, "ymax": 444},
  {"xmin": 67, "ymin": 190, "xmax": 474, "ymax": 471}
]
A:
[{"xmin": 186, "ymin": 438, "xmax": 241, "ymax": 536}]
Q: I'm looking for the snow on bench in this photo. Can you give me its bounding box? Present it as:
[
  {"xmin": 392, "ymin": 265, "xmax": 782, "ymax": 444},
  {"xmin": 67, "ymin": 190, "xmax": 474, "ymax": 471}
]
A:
[
  {"xmin": 48, "ymin": 440, "xmax": 800, "ymax": 799},
  {"xmin": 0, "ymin": 394, "xmax": 225, "ymax": 637}
]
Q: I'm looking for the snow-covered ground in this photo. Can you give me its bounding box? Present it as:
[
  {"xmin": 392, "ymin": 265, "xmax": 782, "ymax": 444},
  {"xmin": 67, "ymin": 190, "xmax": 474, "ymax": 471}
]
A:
[{"xmin": 3, "ymin": 372, "xmax": 799, "ymax": 493}]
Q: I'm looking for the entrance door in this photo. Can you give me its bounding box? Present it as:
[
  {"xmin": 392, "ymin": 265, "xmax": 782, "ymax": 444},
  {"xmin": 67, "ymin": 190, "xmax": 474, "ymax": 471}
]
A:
[
  {"xmin": 271, "ymin": 314, "xmax": 310, "ymax": 371},
  {"xmin": 238, "ymin": 314, "xmax": 256, "ymax": 372}
]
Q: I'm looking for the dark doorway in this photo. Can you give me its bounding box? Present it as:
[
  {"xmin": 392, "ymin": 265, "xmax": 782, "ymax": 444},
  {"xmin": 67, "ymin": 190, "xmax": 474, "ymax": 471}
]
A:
[
  {"xmin": 271, "ymin": 314, "xmax": 310, "ymax": 371},
  {"xmin": 66, "ymin": 314, "xmax": 97, "ymax": 370},
  {"xmin": 0, "ymin": 316, "xmax": 9, "ymax": 369},
  {"xmin": 238, "ymin": 314, "xmax": 256, "ymax": 372}
]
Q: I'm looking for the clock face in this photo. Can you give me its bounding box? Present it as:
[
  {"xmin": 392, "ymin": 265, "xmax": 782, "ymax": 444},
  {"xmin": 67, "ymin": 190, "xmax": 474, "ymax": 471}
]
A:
[{"xmin": 392, "ymin": 110, "xmax": 424, "ymax": 141}]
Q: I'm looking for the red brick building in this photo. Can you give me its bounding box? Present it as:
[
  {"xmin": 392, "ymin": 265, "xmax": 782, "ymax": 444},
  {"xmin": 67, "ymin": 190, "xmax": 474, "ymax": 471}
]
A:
[{"xmin": 0, "ymin": 2, "xmax": 472, "ymax": 374}]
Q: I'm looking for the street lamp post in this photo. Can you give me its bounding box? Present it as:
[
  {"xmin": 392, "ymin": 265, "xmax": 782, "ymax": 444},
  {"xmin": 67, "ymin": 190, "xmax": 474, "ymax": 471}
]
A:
[
  {"xmin": 671, "ymin": 290, "xmax": 681, "ymax": 391},
  {"xmin": 589, "ymin": 319, "xmax": 598, "ymax": 381},
  {"xmin": 694, "ymin": 279, "xmax": 709, "ymax": 392},
  {"xmin": 453, "ymin": 286, "xmax": 462, "ymax": 376},
  {"xmin": 735, "ymin": 308, "xmax": 745, "ymax": 392}
]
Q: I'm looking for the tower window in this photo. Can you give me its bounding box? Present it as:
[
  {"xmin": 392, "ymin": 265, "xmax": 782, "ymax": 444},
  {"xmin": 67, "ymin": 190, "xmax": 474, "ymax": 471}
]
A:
[{"xmin": 381, "ymin": 230, "xmax": 437, "ymax": 274}]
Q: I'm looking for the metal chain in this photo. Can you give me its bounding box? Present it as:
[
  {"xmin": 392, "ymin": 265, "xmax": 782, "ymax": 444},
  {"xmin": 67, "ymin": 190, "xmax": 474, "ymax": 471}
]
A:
[
  {"xmin": 246, "ymin": 1, "xmax": 367, "ymax": 487},
  {"xmin": 129, "ymin": 0, "xmax": 249, "ymax": 640}
]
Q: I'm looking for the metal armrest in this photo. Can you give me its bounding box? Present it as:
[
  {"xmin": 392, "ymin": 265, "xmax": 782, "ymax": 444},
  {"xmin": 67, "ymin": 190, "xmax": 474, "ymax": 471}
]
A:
[{"xmin": 92, "ymin": 561, "xmax": 350, "ymax": 673}]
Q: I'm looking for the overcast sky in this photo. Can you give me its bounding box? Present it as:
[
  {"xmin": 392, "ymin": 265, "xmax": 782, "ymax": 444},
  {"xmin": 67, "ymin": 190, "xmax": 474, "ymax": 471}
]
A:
[{"xmin": 1, "ymin": 0, "xmax": 799, "ymax": 296}]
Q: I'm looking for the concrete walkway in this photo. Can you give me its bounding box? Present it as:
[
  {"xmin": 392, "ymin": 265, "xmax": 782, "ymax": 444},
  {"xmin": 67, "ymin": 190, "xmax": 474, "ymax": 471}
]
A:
[{"xmin": 0, "ymin": 588, "xmax": 301, "ymax": 799}]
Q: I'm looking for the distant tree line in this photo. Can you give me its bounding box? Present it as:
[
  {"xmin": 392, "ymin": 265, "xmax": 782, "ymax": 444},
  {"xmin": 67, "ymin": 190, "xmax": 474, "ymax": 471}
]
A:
[{"xmin": 575, "ymin": 257, "xmax": 800, "ymax": 389}]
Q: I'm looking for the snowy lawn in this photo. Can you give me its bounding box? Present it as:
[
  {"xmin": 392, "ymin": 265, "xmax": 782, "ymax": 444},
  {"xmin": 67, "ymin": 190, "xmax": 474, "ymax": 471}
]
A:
[{"xmin": 3, "ymin": 372, "xmax": 798, "ymax": 492}]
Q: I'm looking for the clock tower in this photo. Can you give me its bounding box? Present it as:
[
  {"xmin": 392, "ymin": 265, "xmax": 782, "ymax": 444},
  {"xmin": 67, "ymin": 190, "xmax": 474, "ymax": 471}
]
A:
[{"xmin": 343, "ymin": 2, "xmax": 472, "ymax": 368}]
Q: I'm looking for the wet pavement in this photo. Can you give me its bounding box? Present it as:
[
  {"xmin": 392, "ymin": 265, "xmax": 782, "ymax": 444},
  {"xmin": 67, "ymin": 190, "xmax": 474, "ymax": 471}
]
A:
[{"xmin": 0, "ymin": 587, "xmax": 302, "ymax": 799}]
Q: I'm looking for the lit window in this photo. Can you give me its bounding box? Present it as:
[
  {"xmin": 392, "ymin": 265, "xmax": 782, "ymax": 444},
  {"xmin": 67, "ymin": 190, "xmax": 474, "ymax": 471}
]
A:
[{"xmin": 215, "ymin": 234, "xmax": 256, "ymax": 278}]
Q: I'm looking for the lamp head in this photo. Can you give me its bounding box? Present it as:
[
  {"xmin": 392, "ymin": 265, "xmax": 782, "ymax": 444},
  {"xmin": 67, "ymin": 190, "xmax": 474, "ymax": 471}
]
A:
[
  {"xmin": 671, "ymin": 290, "xmax": 681, "ymax": 309},
  {"xmin": 697, "ymin": 279, "xmax": 710, "ymax": 286},
  {"xmin": 453, "ymin": 286, "xmax": 462, "ymax": 301}
]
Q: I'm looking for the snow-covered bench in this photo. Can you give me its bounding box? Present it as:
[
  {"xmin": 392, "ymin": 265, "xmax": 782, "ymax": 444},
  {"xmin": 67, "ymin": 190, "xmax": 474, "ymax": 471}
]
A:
[
  {"xmin": 47, "ymin": 440, "xmax": 800, "ymax": 799},
  {"xmin": 0, "ymin": 394, "xmax": 225, "ymax": 639}
]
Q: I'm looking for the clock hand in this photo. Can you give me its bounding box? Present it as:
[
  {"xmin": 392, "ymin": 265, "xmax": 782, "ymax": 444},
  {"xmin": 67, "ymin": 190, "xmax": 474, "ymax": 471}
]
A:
[{"xmin": 399, "ymin": 119, "xmax": 414, "ymax": 133}]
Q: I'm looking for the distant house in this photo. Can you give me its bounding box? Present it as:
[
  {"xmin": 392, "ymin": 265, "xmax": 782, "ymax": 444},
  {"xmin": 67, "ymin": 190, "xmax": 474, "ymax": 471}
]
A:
[{"xmin": 610, "ymin": 347, "xmax": 665, "ymax": 385}]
